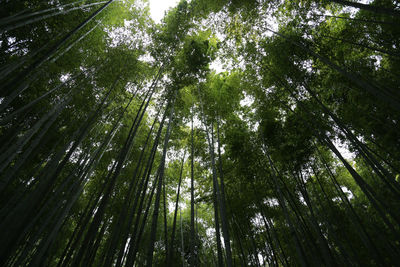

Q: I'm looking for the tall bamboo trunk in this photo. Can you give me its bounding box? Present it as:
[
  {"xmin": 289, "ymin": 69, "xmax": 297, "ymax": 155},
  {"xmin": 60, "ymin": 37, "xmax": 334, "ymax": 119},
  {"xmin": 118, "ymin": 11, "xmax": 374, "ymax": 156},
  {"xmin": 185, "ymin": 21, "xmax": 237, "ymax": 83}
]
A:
[
  {"xmin": 190, "ymin": 112, "xmax": 196, "ymax": 266},
  {"xmin": 0, "ymin": 1, "xmax": 108, "ymax": 33},
  {"xmin": 146, "ymin": 90, "xmax": 177, "ymax": 267},
  {"xmin": 330, "ymin": 0, "xmax": 400, "ymax": 18},
  {"xmin": 167, "ymin": 151, "xmax": 186, "ymax": 265},
  {"xmin": 0, "ymin": 0, "xmax": 115, "ymax": 106}
]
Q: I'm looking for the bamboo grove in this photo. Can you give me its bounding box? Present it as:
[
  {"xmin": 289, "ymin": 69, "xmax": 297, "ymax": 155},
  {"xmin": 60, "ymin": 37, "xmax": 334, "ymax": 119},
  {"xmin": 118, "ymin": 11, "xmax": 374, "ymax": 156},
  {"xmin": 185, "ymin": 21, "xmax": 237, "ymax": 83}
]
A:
[{"xmin": 0, "ymin": 0, "xmax": 399, "ymax": 266}]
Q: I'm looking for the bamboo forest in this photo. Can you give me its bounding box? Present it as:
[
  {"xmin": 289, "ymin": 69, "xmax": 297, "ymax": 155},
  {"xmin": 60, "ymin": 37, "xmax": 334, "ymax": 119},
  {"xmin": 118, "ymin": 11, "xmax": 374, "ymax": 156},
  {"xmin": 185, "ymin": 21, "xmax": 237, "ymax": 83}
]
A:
[{"xmin": 1, "ymin": 0, "xmax": 400, "ymax": 266}]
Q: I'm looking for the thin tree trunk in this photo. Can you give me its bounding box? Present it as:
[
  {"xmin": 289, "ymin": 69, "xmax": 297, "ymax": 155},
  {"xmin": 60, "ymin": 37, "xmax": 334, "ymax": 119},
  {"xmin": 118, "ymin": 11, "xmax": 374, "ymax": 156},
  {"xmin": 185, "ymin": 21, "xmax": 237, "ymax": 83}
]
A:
[
  {"xmin": 215, "ymin": 117, "xmax": 233, "ymax": 267},
  {"xmin": 0, "ymin": 96, "xmax": 70, "ymax": 173},
  {"xmin": 212, "ymin": 170, "xmax": 224, "ymax": 267},
  {"xmin": 0, "ymin": 98, "xmax": 67, "ymax": 191},
  {"xmin": 190, "ymin": 112, "xmax": 196, "ymax": 267},
  {"xmin": 180, "ymin": 207, "xmax": 185, "ymax": 267},
  {"xmin": 317, "ymin": 33, "xmax": 399, "ymax": 58},
  {"xmin": 146, "ymin": 90, "xmax": 177, "ymax": 266},
  {"xmin": 312, "ymin": 12, "xmax": 396, "ymax": 25},
  {"xmin": 0, "ymin": 0, "xmax": 87, "ymax": 26},
  {"xmin": 56, "ymin": 192, "xmax": 97, "ymax": 267},
  {"xmin": 262, "ymin": 145, "xmax": 308, "ymax": 267},
  {"xmin": 329, "ymin": 0, "xmax": 400, "ymax": 18},
  {"xmin": 0, "ymin": 1, "xmax": 108, "ymax": 33},
  {"xmin": 0, "ymin": 77, "xmax": 116, "ymax": 265},
  {"xmin": 0, "ymin": 0, "xmax": 115, "ymax": 104},
  {"xmin": 311, "ymin": 165, "xmax": 370, "ymax": 265},
  {"xmin": 264, "ymin": 26, "xmax": 400, "ymax": 112},
  {"xmin": 323, "ymin": 137, "xmax": 400, "ymax": 239},
  {"xmin": 264, "ymin": 60, "xmax": 400, "ymax": 225},
  {"xmin": 59, "ymin": 174, "xmax": 110, "ymax": 267},
  {"xmin": 163, "ymin": 174, "xmax": 169, "ymax": 263},
  {"xmin": 198, "ymin": 89, "xmax": 224, "ymax": 267},
  {"xmin": 252, "ymin": 185, "xmax": 289, "ymax": 267},
  {"xmin": 126, "ymin": 170, "xmax": 160, "ymax": 266},
  {"xmin": 102, "ymin": 99, "xmax": 165, "ymax": 267},
  {"xmin": 295, "ymin": 172, "xmax": 336, "ymax": 266},
  {"xmin": 167, "ymin": 151, "xmax": 186, "ymax": 265},
  {"xmin": 232, "ymin": 220, "xmax": 247, "ymax": 267},
  {"xmin": 123, "ymin": 105, "xmax": 169, "ymax": 267},
  {"xmin": 73, "ymin": 80, "xmax": 156, "ymax": 266}
]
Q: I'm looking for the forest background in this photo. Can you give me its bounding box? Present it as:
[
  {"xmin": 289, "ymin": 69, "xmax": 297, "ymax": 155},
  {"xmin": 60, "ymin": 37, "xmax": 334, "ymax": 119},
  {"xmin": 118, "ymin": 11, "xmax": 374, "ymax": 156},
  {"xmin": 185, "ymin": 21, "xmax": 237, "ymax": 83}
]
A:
[{"xmin": 0, "ymin": 0, "xmax": 400, "ymax": 266}]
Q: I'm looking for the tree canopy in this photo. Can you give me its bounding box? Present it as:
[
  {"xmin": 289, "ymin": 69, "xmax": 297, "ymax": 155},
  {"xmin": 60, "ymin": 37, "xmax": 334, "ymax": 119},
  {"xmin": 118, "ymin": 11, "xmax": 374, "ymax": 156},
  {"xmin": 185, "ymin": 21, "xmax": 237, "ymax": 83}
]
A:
[{"xmin": 0, "ymin": 0, "xmax": 400, "ymax": 266}]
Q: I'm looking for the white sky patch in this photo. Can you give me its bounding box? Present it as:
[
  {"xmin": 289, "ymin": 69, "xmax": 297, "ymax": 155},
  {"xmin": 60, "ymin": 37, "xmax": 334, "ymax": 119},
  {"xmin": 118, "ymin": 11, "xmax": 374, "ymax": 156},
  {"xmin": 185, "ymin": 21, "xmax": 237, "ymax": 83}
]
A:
[
  {"xmin": 341, "ymin": 186, "xmax": 354, "ymax": 200},
  {"xmin": 149, "ymin": 0, "xmax": 180, "ymax": 23},
  {"xmin": 333, "ymin": 186, "xmax": 354, "ymax": 202},
  {"xmin": 138, "ymin": 52, "xmax": 154, "ymax": 64},
  {"xmin": 107, "ymin": 24, "xmax": 135, "ymax": 47},
  {"xmin": 210, "ymin": 58, "xmax": 224, "ymax": 74},
  {"xmin": 251, "ymin": 212, "xmax": 265, "ymax": 228},
  {"xmin": 60, "ymin": 73, "xmax": 71, "ymax": 82},
  {"xmin": 258, "ymin": 253, "xmax": 265, "ymax": 266},
  {"xmin": 264, "ymin": 197, "xmax": 279, "ymax": 207},
  {"xmin": 206, "ymin": 227, "xmax": 216, "ymax": 241},
  {"xmin": 337, "ymin": 0, "xmax": 374, "ymax": 16},
  {"xmin": 299, "ymin": 195, "xmax": 306, "ymax": 205},
  {"xmin": 333, "ymin": 138, "xmax": 355, "ymax": 160},
  {"xmin": 240, "ymin": 93, "xmax": 254, "ymax": 107}
]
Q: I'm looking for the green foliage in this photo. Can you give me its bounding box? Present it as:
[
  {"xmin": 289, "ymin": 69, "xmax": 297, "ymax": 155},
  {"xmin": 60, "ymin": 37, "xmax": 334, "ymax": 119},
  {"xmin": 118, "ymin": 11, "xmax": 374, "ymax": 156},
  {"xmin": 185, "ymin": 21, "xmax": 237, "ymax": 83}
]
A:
[{"xmin": 1, "ymin": 0, "xmax": 400, "ymax": 266}]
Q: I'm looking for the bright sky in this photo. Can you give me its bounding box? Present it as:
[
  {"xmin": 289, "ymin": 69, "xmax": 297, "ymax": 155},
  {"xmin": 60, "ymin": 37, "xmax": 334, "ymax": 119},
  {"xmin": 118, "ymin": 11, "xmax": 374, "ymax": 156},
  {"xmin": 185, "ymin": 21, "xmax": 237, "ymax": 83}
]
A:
[{"xmin": 149, "ymin": 0, "xmax": 180, "ymax": 22}]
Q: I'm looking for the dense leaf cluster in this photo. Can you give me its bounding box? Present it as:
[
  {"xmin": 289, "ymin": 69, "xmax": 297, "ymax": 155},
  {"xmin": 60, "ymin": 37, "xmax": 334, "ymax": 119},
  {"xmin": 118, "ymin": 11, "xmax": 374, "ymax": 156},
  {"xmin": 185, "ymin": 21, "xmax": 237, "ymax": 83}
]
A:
[{"xmin": 0, "ymin": 0, "xmax": 399, "ymax": 266}]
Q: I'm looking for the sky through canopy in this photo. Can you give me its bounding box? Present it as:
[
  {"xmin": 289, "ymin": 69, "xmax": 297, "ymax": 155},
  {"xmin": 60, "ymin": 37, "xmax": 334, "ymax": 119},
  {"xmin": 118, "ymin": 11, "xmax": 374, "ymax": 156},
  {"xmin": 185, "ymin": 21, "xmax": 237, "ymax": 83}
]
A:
[{"xmin": 149, "ymin": 0, "xmax": 180, "ymax": 22}]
